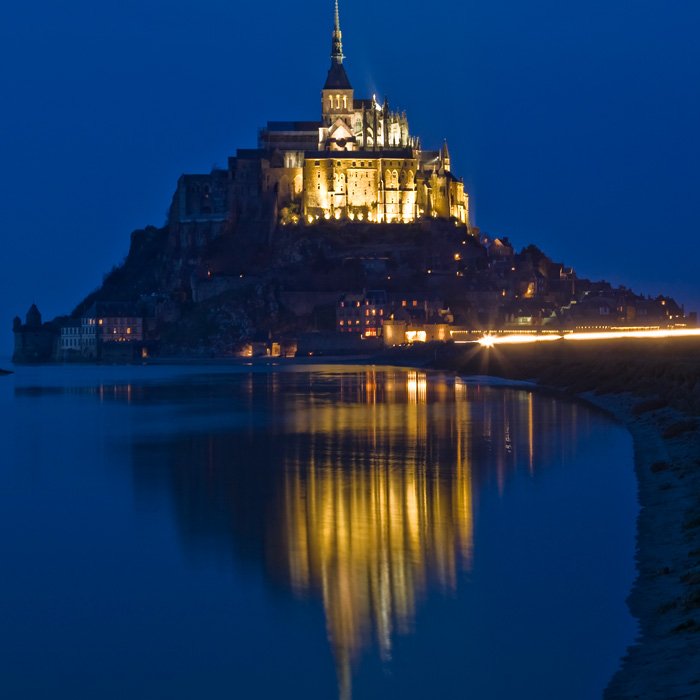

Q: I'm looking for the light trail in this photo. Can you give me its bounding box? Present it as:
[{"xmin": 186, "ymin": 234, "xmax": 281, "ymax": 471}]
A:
[{"xmin": 473, "ymin": 328, "xmax": 700, "ymax": 347}]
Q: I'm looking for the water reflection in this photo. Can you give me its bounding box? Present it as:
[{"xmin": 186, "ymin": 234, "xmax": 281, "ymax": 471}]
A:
[{"xmin": 114, "ymin": 369, "xmax": 579, "ymax": 698}]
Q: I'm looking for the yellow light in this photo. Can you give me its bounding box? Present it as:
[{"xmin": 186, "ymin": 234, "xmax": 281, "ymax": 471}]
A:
[{"xmin": 476, "ymin": 328, "xmax": 700, "ymax": 347}]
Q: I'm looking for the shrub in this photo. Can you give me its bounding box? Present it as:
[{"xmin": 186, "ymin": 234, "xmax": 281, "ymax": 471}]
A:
[
  {"xmin": 663, "ymin": 420, "xmax": 698, "ymax": 439},
  {"xmin": 632, "ymin": 398, "xmax": 669, "ymax": 415}
]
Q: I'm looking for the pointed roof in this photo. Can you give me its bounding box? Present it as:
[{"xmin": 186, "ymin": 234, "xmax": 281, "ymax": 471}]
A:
[
  {"xmin": 26, "ymin": 303, "xmax": 42, "ymax": 327},
  {"xmin": 441, "ymin": 139, "xmax": 451, "ymax": 163},
  {"xmin": 324, "ymin": 0, "xmax": 352, "ymax": 90}
]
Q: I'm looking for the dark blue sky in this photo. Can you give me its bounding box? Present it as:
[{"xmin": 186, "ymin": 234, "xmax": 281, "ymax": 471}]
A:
[{"xmin": 2, "ymin": 0, "xmax": 699, "ymax": 352}]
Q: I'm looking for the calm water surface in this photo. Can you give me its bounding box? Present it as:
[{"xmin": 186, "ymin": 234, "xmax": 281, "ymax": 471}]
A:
[{"xmin": 0, "ymin": 363, "xmax": 638, "ymax": 699}]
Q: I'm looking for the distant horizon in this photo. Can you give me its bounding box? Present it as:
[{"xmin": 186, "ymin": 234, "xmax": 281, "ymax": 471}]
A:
[{"xmin": 2, "ymin": 0, "xmax": 699, "ymax": 353}]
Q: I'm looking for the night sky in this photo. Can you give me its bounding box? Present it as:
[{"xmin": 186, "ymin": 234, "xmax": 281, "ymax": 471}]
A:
[{"xmin": 2, "ymin": 0, "xmax": 699, "ymax": 354}]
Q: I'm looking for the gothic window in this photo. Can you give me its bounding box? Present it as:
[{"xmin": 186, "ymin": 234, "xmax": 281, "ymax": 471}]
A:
[
  {"xmin": 335, "ymin": 95, "xmax": 340, "ymax": 109},
  {"xmin": 329, "ymin": 97, "xmax": 333, "ymax": 110},
  {"xmin": 343, "ymin": 95, "xmax": 347, "ymax": 109}
]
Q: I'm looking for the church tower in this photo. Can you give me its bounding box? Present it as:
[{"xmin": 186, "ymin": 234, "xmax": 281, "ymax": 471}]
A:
[{"xmin": 321, "ymin": 0, "xmax": 354, "ymax": 148}]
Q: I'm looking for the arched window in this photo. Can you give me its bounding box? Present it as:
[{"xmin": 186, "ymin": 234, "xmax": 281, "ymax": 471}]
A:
[
  {"xmin": 392, "ymin": 170, "xmax": 399, "ymax": 187},
  {"xmin": 329, "ymin": 96, "xmax": 333, "ymax": 110},
  {"xmin": 335, "ymin": 95, "xmax": 340, "ymax": 109},
  {"xmin": 343, "ymin": 95, "xmax": 347, "ymax": 109}
]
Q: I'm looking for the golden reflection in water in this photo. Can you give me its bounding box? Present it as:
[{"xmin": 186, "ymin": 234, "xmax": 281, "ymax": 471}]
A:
[{"xmin": 276, "ymin": 371, "xmax": 474, "ymax": 699}]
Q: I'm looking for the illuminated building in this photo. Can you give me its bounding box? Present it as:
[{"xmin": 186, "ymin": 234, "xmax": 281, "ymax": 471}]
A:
[
  {"xmin": 268, "ymin": 1, "xmax": 468, "ymax": 224},
  {"xmin": 169, "ymin": 0, "xmax": 469, "ymax": 249}
]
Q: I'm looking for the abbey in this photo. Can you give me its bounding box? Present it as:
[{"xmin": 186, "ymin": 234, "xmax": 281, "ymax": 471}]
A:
[{"xmin": 169, "ymin": 1, "xmax": 468, "ymax": 249}]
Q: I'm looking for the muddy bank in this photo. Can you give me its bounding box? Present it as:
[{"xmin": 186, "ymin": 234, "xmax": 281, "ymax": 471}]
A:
[{"xmin": 587, "ymin": 395, "xmax": 700, "ymax": 699}]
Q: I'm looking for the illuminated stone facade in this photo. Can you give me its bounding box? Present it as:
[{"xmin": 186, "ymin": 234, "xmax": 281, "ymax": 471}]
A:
[
  {"xmin": 168, "ymin": 0, "xmax": 469, "ymax": 251},
  {"xmin": 250, "ymin": 1, "xmax": 467, "ymax": 228}
]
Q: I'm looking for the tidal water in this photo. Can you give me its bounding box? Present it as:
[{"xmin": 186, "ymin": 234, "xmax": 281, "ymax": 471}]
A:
[{"xmin": 0, "ymin": 362, "xmax": 638, "ymax": 699}]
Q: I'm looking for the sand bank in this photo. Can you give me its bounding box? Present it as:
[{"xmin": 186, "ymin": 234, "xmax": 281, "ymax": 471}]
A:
[{"xmin": 579, "ymin": 394, "xmax": 700, "ymax": 699}]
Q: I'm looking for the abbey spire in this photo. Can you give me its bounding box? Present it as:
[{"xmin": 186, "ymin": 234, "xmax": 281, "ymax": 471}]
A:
[
  {"xmin": 323, "ymin": 0, "xmax": 351, "ymax": 91},
  {"xmin": 331, "ymin": 0, "xmax": 344, "ymax": 64}
]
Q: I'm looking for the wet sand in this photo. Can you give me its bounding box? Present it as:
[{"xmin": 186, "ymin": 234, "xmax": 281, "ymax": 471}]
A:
[{"xmin": 583, "ymin": 394, "xmax": 700, "ymax": 699}]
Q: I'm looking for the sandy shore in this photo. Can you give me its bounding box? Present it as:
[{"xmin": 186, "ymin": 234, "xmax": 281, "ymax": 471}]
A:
[{"xmin": 568, "ymin": 393, "xmax": 700, "ymax": 698}]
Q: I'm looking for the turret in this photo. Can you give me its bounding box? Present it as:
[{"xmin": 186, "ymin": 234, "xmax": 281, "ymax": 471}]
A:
[
  {"xmin": 441, "ymin": 139, "xmax": 451, "ymax": 173},
  {"xmin": 26, "ymin": 304, "xmax": 42, "ymax": 328}
]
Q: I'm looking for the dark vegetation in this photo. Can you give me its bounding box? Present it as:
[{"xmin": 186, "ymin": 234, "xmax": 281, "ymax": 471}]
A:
[{"xmin": 72, "ymin": 226, "xmax": 169, "ymax": 316}]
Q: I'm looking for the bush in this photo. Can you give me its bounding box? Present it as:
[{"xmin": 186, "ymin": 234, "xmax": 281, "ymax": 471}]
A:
[
  {"xmin": 662, "ymin": 420, "xmax": 698, "ymax": 440},
  {"xmin": 632, "ymin": 398, "xmax": 669, "ymax": 415}
]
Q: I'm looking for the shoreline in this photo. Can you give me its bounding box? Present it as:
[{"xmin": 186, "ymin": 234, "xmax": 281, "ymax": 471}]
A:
[
  {"xmin": 403, "ymin": 338, "xmax": 700, "ymax": 697},
  {"xmin": 581, "ymin": 393, "xmax": 700, "ymax": 699},
  {"xmin": 454, "ymin": 377, "xmax": 700, "ymax": 696}
]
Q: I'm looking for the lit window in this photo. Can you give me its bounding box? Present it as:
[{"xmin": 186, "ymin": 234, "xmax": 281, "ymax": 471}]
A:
[
  {"xmin": 413, "ymin": 301, "xmax": 418, "ymax": 307},
  {"xmin": 127, "ymin": 328, "xmax": 131, "ymax": 334}
]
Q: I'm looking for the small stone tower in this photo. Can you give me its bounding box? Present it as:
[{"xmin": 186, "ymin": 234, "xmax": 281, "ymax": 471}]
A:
[
  {"xmin": 441, "ymin": 140, "xmax": 451, "ymax": 173},
  {"xmin": 26, "ymin": 303, "xmax": 42, "ymax": 328}
]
